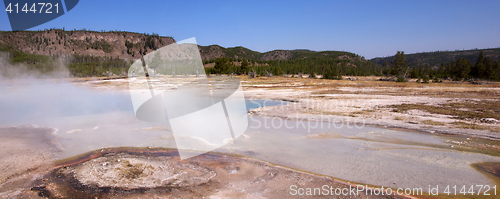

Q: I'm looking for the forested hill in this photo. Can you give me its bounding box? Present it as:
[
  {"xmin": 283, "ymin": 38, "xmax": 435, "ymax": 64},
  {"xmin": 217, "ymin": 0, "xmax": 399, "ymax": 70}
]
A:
[
  {"xmin": 200, "ymin": 46, "xmax": 371, "ymax": 79},
  {"xmin": 0, "ymin": 29, "xmax": 175, "ymax": 60},
  {"xmin": 370, "ymin": 48, "xmax": 500, "ymax": 67},
  {"xmin": 198, "ymin": 45, "xmax": 365, "ymax": 62}
]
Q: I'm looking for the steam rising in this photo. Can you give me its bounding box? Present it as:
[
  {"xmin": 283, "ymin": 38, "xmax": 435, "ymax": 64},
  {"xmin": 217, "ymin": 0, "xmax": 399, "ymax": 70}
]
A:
[
  {"xmin": 0, "ymin": 53, "xmax": 159, "ymax": 158},
  {"xmin": 0, "ymin": 52, "xmax": 71, "ymax": 80},
  {"xmin": 0, "ymin": 53, "xmax": 130, "ymax": 124}
]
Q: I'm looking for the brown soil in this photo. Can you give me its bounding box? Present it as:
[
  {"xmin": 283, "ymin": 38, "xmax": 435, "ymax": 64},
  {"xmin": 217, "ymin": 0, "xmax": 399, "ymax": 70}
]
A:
[{"xmin": 0, "ymin": 126, "xmax": 60, "ymax": 198}]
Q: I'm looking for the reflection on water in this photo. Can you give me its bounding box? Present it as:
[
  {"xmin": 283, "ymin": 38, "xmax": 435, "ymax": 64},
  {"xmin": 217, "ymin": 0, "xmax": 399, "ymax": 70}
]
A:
[
  {"xmin": 1, "ymin": 80, "xmax": 499, "ymax": 192},
  {"xmin": 245, "ymin": 99, "xmax": 287, "ymax": 110}
]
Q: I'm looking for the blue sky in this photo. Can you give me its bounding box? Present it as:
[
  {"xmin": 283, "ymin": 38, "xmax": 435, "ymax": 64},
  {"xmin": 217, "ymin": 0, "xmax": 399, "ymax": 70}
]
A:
[{"xmin": 1, "ymin": 0, "xmax": 500, "ymax": 59}]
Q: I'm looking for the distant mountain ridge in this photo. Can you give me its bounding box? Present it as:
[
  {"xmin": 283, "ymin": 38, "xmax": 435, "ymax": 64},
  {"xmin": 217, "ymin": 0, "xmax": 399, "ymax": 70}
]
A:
[
  {"xmin": 370, "ymin": 48, "xmax": 500, "ymax": 67},
  {"xmin": 198, "ymin": 44, "xmax": 365, "ymax": 62},
  {"xmin": 2, "ymin": 29, "xmax": 498, "ymax": 79}
]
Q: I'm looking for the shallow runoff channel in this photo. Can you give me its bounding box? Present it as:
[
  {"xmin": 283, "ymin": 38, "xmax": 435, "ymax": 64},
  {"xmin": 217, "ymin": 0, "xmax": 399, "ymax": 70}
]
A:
[
  {"xmin": 1, "ymin": 79, "xmax": 499, "ymax": 192},
  {"xmin": 218, "ymin": 116, "xmax": 500, "ymax": 190}
]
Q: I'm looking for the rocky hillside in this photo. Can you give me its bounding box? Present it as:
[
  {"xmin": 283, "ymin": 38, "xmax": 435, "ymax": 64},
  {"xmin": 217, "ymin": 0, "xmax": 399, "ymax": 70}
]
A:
[
  {"xmin": 0, "ymin": 29, "xmax": 175, "ymax": 61},
  {"xmin": 371, "ymin": 48, "xmax": 500, "ymax": 67}
]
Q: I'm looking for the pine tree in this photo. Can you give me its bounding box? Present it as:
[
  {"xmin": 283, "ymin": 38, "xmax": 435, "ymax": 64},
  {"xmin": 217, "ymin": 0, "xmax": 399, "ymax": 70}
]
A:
[
  {"xmin": 391, "ymin": 51, "xmax": 408, "ymax": 79},
  {"xmin": 241, "ymin": 59, "xmax": 249, "ymax": 74},
  {"xmin": 382, "ymin": 60, "xmax": 389, "ymax": 76},
  {"xmin": 149, "ymin": 51, "xmax": 162, "ymax": 74},
  {"xmin": 456, "ymin": 58, "xmax": 472, "ymax": 80},
  {"xmin": 473, "ymin": 51, "xmax": 486, "ymax": 79},
  {"xmin": 214, "ymin": 57, "xmax": 228, "ymax": 75}
]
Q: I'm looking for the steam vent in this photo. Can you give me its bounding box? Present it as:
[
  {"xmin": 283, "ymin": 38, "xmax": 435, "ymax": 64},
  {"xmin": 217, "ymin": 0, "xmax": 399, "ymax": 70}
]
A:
[{"xmin": 61, "ymin": 154, "xmax": 216, "ymax": 189}]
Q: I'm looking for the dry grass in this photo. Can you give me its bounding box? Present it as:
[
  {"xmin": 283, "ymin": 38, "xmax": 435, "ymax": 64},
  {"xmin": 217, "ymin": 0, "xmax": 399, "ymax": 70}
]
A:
[
  {"xmin": 422, "ymin": 120, "xmax": 446, "ymax": 126},
  {"xmin": 451, "ymin": 121, "xmax": 500, "ymax": 133},
  {"xmin": 315, "ymin": 88, "xmax": 500, "ymax": 98},
  {"xmin": 241, "ymin": 76, "xmax": 500, "ymax": 99},
  {"xmin": 417, "ymin": 90, "xmax": 500, "ymax": 99},
  {"xmin": 451, "ymin": 121, "xmax": 488, "ymax": 130},
  {"xmin": 312, "ymin": 89, "xmax": 342, "ymax": 95},
  {"xmin": 352, "ymin": 110, "xmax": 371, "ymax": 114},
  {"xmin": 389, "ymin": 100, "xmax": 500, "ymax": 120},
  {"xmin": 116, "ymin": 160, "xmax": 153, "ymax": 180}
]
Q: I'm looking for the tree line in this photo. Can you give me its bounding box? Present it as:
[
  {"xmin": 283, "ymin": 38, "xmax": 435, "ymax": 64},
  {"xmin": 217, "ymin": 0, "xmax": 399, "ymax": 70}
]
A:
[
  {"xmin": 1, "ymin": 44, "xmax": 132, "ymax": 77},
  {"xmin": 204, "ymin": 51, "xmax": 500, "ymax": 82},
  {"xmin": 385, "ymin": 51, "xmax": 500, "ymax": 82},
  {"xmin": 204, "ymin": 56, "xmax": 379, "ymax": 79}
]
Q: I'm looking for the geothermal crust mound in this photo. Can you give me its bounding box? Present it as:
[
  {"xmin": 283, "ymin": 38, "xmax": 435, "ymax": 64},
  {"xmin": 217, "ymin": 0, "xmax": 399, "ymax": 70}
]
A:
[{"xmin": 58, "ymin": 153, "xmax": 216, "ymax": 189}]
